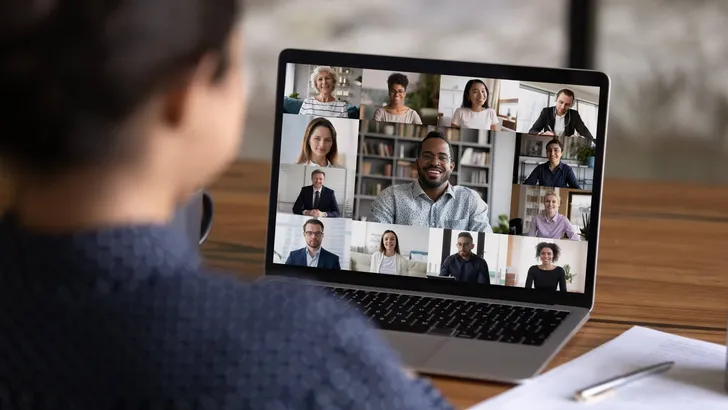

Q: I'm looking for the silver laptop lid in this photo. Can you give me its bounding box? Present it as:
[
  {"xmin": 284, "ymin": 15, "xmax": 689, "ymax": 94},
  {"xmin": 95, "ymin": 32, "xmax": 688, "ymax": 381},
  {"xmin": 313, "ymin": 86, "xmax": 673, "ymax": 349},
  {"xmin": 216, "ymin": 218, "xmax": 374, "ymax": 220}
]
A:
[{"xmin": 265, "ymin": 49, "xmax": 610, "ymax": 310}]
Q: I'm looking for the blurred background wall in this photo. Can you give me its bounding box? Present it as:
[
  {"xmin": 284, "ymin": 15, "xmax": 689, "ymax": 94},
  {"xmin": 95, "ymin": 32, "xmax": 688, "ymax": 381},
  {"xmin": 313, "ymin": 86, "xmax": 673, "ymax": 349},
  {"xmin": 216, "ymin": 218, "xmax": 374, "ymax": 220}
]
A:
[{"xmin": 239, "ymin": 0, "xmax": 728, "ymax": 184}]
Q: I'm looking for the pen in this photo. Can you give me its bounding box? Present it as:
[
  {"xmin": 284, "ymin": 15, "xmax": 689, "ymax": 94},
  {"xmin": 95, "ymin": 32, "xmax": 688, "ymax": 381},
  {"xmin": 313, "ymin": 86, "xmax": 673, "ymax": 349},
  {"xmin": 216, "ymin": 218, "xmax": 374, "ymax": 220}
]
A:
[{"xmin": 573, "ymin": 361, "xmax": 674, "ymax": 402}]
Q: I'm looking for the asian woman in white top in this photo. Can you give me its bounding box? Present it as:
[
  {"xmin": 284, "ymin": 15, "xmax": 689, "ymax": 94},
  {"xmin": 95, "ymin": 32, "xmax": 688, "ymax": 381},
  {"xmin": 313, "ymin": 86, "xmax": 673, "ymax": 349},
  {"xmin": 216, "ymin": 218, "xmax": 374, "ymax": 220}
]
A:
[
  {"xmin": 296, "ymin": 117, "xmax": 343, "ymax": 168},
  {"xmin": 370, "ymin": 230, "xmax": 410, "ymax": 275},
  {"xmin": 450, "ymin": 79, "xmax": 499, "ymax": 130},
  {"xmin": 298, "ymin": 66, "xmax": 348, "ymax": 118},
  {"xmin": 372, "ymin": 73, "xmax": 423, "ymax": 124}
]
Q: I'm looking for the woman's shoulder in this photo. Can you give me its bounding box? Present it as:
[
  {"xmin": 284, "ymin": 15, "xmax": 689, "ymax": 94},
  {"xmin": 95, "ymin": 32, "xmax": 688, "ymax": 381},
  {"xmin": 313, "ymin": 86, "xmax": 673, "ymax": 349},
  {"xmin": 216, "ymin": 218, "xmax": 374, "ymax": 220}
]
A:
[{"xmin": 451, "ymin": 107, "xmax": 466, "ymax": 120}]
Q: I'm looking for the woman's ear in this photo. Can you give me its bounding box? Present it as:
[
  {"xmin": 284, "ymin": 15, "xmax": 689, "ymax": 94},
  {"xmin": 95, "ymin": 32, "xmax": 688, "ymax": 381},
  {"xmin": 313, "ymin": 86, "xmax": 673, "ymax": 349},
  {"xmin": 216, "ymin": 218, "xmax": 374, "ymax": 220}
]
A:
[
  {"xmin": 161, "ymin": 86, "xmax": 190, "ymax": 127},
  {"xmin": 161, "ymin": 50, "xmax": 225, "ymax": 128}
]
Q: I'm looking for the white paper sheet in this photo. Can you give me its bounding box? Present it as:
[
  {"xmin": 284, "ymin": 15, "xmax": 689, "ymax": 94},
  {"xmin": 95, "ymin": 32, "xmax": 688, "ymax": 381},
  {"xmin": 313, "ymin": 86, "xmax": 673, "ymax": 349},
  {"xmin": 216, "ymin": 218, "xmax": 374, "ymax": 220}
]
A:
[{"xmin": 470, "ymin": 326, "xmax": 727, "ymax": 409}]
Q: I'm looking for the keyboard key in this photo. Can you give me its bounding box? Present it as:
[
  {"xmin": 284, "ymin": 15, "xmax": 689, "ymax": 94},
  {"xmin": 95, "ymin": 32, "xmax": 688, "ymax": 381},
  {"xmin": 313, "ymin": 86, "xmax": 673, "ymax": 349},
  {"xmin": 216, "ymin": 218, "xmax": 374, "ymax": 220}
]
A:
[{"xmin": 319, "ymin": 286, "xmax": 569, "ymax": 346}]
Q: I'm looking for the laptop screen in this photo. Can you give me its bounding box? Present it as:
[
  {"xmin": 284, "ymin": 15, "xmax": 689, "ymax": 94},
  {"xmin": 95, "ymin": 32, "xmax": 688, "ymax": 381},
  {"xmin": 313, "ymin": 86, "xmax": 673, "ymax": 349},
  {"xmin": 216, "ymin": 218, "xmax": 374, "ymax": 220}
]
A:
[{"xmin": 272, "ymin": 64, "xmax": 600, "ymax": 295}]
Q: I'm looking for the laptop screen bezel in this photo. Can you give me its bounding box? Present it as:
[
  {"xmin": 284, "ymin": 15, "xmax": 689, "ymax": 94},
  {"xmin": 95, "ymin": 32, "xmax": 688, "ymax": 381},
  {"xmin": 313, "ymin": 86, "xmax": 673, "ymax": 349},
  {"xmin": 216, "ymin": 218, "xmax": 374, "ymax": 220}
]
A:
[{"xmin": 264, "ymin": 48, "xmax": 610, "ymax": 310}]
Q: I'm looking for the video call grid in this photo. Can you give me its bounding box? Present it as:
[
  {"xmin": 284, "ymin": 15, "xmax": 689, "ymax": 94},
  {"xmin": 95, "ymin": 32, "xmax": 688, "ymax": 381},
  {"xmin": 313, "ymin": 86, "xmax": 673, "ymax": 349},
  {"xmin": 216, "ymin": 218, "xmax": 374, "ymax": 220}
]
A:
[{"xmin": 272, "ymin": 63, "xmax": 601, "ymax": 294}]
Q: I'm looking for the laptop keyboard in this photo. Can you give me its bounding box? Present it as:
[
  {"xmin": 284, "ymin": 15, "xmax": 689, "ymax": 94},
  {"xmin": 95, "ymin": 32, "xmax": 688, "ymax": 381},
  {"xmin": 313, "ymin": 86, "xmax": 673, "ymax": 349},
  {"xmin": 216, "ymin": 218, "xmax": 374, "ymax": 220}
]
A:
[{"xmin": 322, "ymin": 287, "xmax": 570, "ymax": 346}]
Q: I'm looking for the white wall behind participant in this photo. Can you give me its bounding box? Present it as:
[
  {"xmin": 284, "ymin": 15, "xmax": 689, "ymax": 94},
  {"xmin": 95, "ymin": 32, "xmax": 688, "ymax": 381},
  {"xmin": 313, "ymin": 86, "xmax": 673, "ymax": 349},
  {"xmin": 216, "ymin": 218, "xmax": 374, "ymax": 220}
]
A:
[
  {"xmin": 351, "ymin": 221, "xmax": 430, "ymax": 257},
  {"xmin": 272, "ymin": 213, "xmax": 352, "ymax": 270},
  {"xmin": 489, "ymin": 131, "xmax": 516, "ymax": 221},
  {"xmin": 507, "ymin": 236, "xmax": 587, "ymax": 293}
]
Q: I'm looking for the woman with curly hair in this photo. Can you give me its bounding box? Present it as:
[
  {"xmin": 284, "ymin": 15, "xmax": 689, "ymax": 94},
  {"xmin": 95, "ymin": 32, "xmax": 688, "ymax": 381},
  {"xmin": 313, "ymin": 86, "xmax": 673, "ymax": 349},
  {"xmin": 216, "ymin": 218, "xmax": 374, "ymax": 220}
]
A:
[{"xmin": 525, "ymin": 242, "xmax": 568, "ymax": 292}]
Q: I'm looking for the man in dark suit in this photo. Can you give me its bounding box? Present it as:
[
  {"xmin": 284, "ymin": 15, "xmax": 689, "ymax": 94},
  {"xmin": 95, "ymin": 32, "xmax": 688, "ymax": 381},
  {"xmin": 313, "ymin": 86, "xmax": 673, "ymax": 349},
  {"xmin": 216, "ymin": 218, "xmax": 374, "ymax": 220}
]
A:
[
  {"xmin": 292, "ymin": 169, "xmax": 341, "ymax": 218},
  {"xmin": 528, "ymin": 88, "xmax": 594, "ymax": 142},
  {"xmin": 285, "ymin": 219, "xmax": 341, "ymax": 269}
]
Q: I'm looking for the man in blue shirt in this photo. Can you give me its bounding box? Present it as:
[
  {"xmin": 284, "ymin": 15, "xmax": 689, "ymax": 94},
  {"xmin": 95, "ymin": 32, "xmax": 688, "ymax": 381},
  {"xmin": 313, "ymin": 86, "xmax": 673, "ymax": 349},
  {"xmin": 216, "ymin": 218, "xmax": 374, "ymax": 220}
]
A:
[
  {"xmin": 523, "ymin": 139, "xmax": 581, "ymax": 189},
  {"xmin": 440, "ymin": 232, "xmax": 491, "ymax": 284}
]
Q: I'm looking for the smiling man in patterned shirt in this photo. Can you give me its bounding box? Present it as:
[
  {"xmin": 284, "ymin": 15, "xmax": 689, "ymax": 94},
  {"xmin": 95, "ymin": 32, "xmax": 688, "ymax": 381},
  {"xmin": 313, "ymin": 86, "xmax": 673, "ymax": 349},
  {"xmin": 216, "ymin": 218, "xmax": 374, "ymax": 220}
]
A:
[{"xmin": 371, "ymin": 131, "xmax": 492, "ymax": 232}]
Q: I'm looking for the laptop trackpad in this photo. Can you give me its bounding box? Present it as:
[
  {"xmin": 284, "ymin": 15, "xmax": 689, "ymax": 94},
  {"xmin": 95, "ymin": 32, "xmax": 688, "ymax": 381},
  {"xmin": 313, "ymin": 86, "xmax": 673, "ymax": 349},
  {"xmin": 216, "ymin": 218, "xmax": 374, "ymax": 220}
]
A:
[{"xmin": 380, "ymin": 330, "xmax": 448, "ymax": 368}]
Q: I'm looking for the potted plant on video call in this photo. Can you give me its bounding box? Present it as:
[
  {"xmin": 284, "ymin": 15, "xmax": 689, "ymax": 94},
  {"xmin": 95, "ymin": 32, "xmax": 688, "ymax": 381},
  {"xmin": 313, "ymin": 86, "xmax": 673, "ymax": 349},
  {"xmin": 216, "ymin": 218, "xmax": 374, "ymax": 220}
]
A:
[{"xmin": 577, "ymin": 144, "xmax": 596, "ymax": 168}]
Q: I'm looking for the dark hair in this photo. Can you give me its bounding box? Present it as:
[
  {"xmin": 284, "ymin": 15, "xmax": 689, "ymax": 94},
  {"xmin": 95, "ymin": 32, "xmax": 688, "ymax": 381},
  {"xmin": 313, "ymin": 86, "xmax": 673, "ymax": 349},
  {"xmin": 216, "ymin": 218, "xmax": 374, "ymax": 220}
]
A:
[
  {"xmin": 418, "ymin": 131, "xmax": 453, "ymax": 160},
  {"xmin": 311, "ymin": 169, "xmax": 325, "ymax": 178},
  {"xmin": 556, "ymin": 88, "xmax": 575, "ymax": 100},
  {"xmin": 387, "ymin": 73, "xmax": 409, "ymax": 90},
  {"xmin": 545, "ymin": 139, "xmax": 564, "ymax": 151},
  {"xmin": 461, "ymin": 79, "xmax": 489, "ymax": 109},
  {"xmin": 0, "ymin": 1, "xmax": 240, "ymax": 174},
  {"xmin": 379, "ymin": 230, "xmax": 401, "ymax": 254},
  {"xmin": 303, "ymin": 218, "xmax": 324, "ymax": 232},
  {"xmin": 457, "ymin": 232, "xmax": 473, "ymax": 242},
  {"xmin": 297, "ymin": 117, "xmax": 339, "ymax": 166},
  {"xmin": 536, "ymin": 242, "xmax": 561, "ymax": 262}
]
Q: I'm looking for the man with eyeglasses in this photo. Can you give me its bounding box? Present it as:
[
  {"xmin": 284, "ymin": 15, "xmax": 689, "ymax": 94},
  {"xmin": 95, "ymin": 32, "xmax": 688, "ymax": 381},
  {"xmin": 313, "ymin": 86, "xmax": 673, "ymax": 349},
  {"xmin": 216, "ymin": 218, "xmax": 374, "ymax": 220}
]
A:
[
  {"xmin": 371, "ymin": 131, "xmax": 492, "ymax": 232},
  {"xmin": 285, "ymin": 218, "xmax": 341, "ymax": 269}
]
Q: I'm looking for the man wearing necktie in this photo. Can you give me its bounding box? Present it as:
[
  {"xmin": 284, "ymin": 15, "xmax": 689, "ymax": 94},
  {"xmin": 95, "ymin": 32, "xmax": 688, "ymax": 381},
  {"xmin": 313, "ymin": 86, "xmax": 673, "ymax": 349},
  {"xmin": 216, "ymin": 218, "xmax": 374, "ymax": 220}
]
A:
[{"xmin": 292, "ymin": 169, "xmax": 341, "ymax": 217}]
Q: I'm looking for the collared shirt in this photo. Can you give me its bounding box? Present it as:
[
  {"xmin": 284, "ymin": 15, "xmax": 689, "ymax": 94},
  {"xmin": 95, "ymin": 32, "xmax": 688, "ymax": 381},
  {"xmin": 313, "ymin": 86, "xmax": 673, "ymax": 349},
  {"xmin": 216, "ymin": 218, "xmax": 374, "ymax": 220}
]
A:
[
  {"xmin": 439, "ymin": 253, "xmax": 490, "ymax": 284},
  {"xmin": 306, "ymin": 247, "xmax": 322, "ymax": 267},
  {"xmin": 554, "ymin": 112, "xmax": 566, "ymax": 137},
  {"xmin": 523, "ymin": 162, "xmax": 581, "ymax": 189},
  {"xmin": 370, "ymin": 181, "xmax": 492, "ymax": 232},
  {"xmin": 306, "ymin": 160, "xmax": 333, "ymax": 168},
  {"xmin": 528, "ymin": 211, "xmax": 581, "ymax": 240}
]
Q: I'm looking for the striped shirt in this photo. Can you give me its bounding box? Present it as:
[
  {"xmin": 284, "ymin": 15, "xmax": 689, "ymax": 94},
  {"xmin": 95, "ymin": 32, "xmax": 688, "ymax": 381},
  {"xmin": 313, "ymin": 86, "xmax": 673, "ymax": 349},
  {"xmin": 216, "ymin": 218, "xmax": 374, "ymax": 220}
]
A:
[
  {"xmin": 298, "ymin": 96, "xmax": 348, "ymax": 118},
  {"xmin": 373, "ymin": 107, "xmax": 423, "ymax": 124}
]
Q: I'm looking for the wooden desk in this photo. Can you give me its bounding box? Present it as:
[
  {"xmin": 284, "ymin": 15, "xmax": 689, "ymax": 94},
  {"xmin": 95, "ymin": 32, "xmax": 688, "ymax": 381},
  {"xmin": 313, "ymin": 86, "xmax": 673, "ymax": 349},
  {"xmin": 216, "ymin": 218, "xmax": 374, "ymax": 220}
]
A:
[
  {"xmin": 201, "ymin": 160, "xmax": 728, "ymax": 409},
  {"xmin": 3, "ymin": 161, "xmax": 726, "ymax": 408}
]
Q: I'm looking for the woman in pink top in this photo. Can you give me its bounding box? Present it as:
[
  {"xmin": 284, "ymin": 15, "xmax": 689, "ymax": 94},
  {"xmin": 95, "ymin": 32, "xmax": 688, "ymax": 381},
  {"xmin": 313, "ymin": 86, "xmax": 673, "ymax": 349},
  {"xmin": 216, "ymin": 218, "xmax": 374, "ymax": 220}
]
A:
[{"xmin": 527, "ymin": 192, "xmax": 581, "ymax": 240}]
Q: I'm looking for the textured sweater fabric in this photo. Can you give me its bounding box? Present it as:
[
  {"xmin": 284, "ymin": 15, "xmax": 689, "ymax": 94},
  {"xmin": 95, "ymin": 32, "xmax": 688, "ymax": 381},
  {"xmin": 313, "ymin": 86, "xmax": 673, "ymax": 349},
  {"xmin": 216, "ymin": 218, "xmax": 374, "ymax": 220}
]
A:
[{"xmin": 0, "ymin": 212, "xmax": 452, "ymax": 409}]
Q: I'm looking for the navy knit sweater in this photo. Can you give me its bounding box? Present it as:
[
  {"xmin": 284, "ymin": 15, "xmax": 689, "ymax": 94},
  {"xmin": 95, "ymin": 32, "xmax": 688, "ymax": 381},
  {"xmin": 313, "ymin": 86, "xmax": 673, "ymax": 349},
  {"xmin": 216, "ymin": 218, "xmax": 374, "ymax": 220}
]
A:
[{"xmin": 0, "ymin": 212, "xmax": 452, "ymax": 409}]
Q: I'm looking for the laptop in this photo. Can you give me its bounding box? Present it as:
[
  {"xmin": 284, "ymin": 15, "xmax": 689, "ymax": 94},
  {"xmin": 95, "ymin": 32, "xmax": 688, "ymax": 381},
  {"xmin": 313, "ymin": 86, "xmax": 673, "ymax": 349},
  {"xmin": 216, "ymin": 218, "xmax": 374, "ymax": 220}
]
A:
[{"xmin": 264, "ymin": 48, "xmax": 609, "ymax": 383}]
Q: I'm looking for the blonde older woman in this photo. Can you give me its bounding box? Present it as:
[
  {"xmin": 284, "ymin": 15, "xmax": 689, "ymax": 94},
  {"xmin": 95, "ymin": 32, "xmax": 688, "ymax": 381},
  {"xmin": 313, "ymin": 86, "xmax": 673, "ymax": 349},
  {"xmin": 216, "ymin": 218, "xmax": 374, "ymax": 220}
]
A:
[
  {"xmin": 298, "ymin": 65, "xmax": 348, "ymax": 118},
  {"xmin": 527, "ymin": 191, "xmax": 581, "ymax": 240},
  {"xmin": 369, "ymin": 230, "xmax": 410, "ymax": 276}
]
